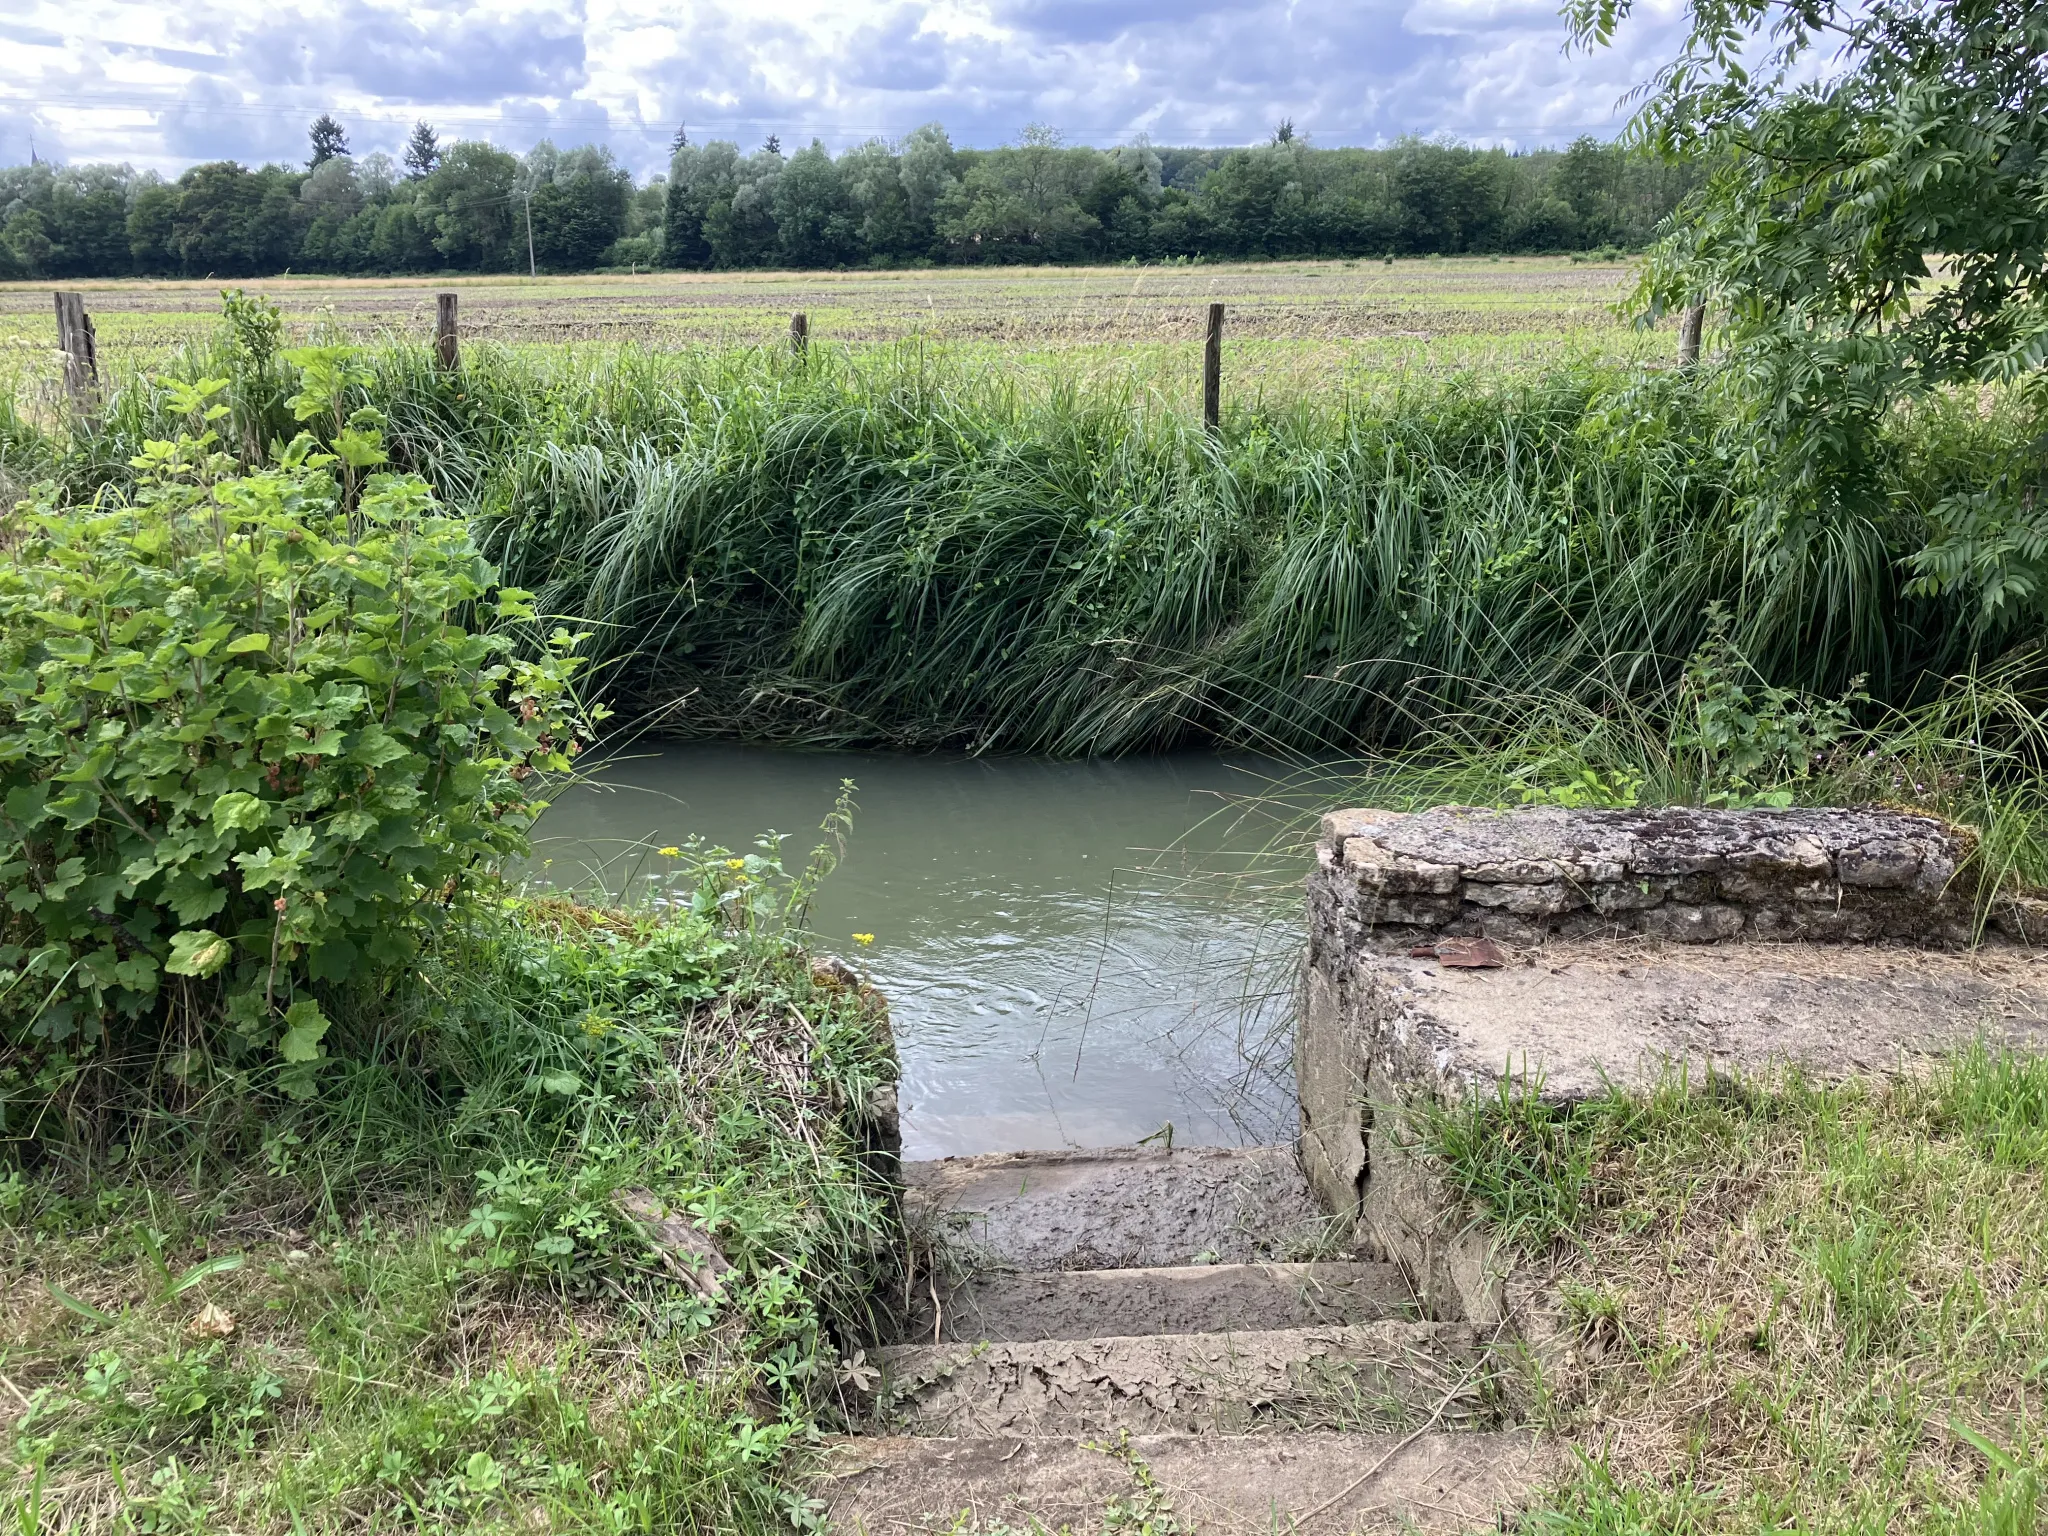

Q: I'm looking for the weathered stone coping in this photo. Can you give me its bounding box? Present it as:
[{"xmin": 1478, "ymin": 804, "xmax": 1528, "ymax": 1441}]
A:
[
  {"xmin": 1312, "ymin": 804, "xmax": 2020, "ymax": 947},
  {"xmin": 1298, "ymin": 804, "xmax": 2048, "ymax": 1331}
]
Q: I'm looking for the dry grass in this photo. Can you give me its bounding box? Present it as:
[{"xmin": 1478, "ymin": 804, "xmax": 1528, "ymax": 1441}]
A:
[{"xmin": 0, "ymin": 257, "xmax": 1660, "ymax": 397}]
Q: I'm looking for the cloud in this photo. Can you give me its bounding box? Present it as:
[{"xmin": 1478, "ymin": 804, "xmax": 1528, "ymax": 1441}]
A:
[
  {"xmin": 232, "ymin": 0, "xmax": 589, "ymax": 105},
  {"xmin": 4, "ymin": 0, "xmax": 1689, "ymax": 176}
]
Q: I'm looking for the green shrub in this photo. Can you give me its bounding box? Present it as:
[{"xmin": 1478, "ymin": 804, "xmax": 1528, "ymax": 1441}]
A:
[{"xmin": 0, "ymin": 357, "xmax": 595, "ymax": 1100}]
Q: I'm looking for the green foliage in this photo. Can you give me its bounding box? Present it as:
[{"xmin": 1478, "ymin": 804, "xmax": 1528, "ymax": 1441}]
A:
[
  {"xmin": 399, "ymin": 344, "xmax": 2000, "ymax": 755},
  {"xmin": 0, "ymin": 354, "xmax": 596, "ymax": 1099},
  {"xmin": 0, "ymin": 129, "xmax": 1698, "ymax": 282},
  {"xmin": 1671, "ymin": 605, "xmax": 1866, "ymax": 807},
  {"xmin": 1572, "ymin": 0, "xmax": 2048, "ymax": 614},
  {"xmin": 1, "ymin": 877, "xmax": 899, "ymax": 1534}
]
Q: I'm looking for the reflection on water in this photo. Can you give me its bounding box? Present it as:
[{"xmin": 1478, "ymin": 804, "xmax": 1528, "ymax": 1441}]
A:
[{"xmin": 528, "ymin": 743, "xmax": 1317, "ymax": 1159}]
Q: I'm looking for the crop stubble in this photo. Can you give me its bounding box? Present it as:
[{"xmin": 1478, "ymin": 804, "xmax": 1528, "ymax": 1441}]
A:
[{"xmin": 0, "ymin": 257, "xmax": 1657, "ymax": 393}]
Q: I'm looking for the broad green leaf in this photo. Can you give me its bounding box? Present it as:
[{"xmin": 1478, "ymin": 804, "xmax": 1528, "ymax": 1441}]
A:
[
  {"xmin": 165, "ymin": 930, "xmax": 233, "ymax": 978},
  {"xmin": 279, "ymin": 999, "xmax": 331, "ymax": 1063},
  {"xmin": 211, "ymin": 792, "xmax": 269, "ymax": 832}
]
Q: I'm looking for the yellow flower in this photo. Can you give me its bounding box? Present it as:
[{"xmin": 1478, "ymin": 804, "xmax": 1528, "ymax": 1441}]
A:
[
  {"xmin": 852, "ymin": 932, "xmax": 875, "ymax": 946},
  {"xmin": 725, "ymin": 858, "xmax": 746, "ymax": 870},
  {"xmin": 656, "ymin": 845, "xmax": 681, "ymax": 858}
]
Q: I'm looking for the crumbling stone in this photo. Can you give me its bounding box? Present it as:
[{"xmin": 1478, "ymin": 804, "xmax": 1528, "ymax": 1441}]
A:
[{"xmin": 1313, "ymin": 805, "xmax": 1986, "ymax": 950}]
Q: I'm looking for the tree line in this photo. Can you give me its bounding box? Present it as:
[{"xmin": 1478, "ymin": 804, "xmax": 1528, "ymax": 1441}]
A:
[{"xmin": 0, "ymin": 115, "xmax": 1701, "ymax": 280}]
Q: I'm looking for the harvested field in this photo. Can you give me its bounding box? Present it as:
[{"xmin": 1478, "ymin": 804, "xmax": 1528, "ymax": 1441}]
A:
[{"xmin": 0, "ymin": 257, "xmax": 1660, "ymax": 395}]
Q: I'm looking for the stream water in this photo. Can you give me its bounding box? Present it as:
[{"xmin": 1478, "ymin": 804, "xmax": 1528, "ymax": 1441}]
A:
[{"xmin": 529, "ymin": 743, "xmax": 1326, "ymax": 1159}]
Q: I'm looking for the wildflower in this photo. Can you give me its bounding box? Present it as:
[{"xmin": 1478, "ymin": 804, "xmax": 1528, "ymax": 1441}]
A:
[
  {"xmin": 725, "ymin": 858, "xmax": 746, "ymax": 870},
  {"xmin": 657, "ymin": 845, "xmax": 682, "ymax": 858},
  {"xmin": 853, "ymin": 932, "xmax": 875, "ymax": 946}
]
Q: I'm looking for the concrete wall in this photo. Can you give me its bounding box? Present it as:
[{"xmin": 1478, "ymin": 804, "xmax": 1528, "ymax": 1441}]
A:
[{"xmin": 1298, "ymin": 804, "xmax": 2048, "ymax": 1328}]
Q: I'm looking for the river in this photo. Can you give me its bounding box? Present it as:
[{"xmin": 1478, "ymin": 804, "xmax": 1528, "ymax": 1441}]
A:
[{"xmin": 529, "ymin": 742, "xmax": 1327, "ymax": 1159}]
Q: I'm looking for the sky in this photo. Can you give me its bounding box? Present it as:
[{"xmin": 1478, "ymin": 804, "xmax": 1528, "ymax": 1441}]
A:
[{"xmin": 0, "ymin": 0, "xmax": 1689, "ymax": 177}]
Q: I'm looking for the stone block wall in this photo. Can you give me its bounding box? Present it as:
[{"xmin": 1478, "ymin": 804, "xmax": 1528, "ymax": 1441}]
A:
[
  {"xmin": 1297, "ymin": 804, "xmax": 2044, "ymax": 1329},
  {"xmin": 1311, "ymin": 804, "xmax": 1988, "ymax": 953}
]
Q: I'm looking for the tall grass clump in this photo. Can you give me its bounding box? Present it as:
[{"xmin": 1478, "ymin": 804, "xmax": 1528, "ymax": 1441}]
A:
[{"xmin": 7, "ymin": 316, "xmax": 2043, "ymax": 757}]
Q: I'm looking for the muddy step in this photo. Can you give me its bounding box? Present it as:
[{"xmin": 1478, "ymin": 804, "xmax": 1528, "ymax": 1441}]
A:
[
  {"xmin": 901, "ymin": 1260, "xmax": 1413, "ymax": 1343},
  {"xmin": 821, "ymin": 1429, "xmax": 1553, "ymax": 1535},
  {"xmin": 905, "ymin": 1145, "xmax": 1328, "ymax": 1272},
  {"xmin": 876, "ymin": 1320, "xmax": 1494, "ymax": 1436}
]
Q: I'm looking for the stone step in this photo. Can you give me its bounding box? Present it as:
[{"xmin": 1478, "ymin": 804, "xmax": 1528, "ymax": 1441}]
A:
[
  {"xmin": 905, "ymin": 1144, "xmax": 1328, "ymax": 1273},
  {"xmin": 875, "ymin": 1320, "xmax": 1494, "ymax": 1436},
  {"xmin": 901, "ymin": 1260, "xmax": 1412, "ymax": 1343},
  {"xmin": 821, "ymin": 1429, "xmax": 1553, "ymax": 1535}
]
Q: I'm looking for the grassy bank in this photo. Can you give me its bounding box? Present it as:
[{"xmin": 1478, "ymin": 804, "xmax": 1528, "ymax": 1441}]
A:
[
  {"xmin": 6, "ymin": 325, "xmax": 2042, "ymax": 759},
  {"xmin": 0, "ymin": 362, "xmax": 901, "ymax": 1532},
  {"xmin": 1423, "ymin": 1049, "xmax": 2048, "ymax": 1533},
  {"xmin": 1, "ymin": 882, "xmax": 900, "ymax": 1534}
]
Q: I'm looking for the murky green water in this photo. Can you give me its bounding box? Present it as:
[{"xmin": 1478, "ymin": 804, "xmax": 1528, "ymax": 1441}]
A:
[{"xmin": 530, "ymin": 744, "xmax": 1317, "ymax": 1159}]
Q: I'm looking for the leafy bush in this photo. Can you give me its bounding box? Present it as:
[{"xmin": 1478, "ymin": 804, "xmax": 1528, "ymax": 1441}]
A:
[{"xmin": 0, "ymin": 354, "xmax": 595, "ymax": 1098}]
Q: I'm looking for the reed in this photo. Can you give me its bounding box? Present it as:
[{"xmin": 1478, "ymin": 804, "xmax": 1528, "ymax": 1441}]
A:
[{"xmin": 6, "ymin": 336, "xmax": 2040, "ymax": 758}]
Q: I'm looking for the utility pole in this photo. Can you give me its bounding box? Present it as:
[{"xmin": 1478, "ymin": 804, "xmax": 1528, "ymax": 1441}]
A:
[{"xmin": 523, "ymin": 189, "xmax": 537, "ymax": 279}]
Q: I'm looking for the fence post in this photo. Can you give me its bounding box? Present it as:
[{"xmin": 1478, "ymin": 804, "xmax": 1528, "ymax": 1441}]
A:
[
  {"xmin": 1677, "ymin": 302, "xmax": 1704, "ymax": 369},
  {"xmin": 790, "ymin": 312, "xmax": 808, "ymax": 358},
  {"xmin": 436, "ymin": 292, "xmax": 459, "ymax": 371},
  {"xmin": 53, "ymin": 291, "xmax": 99, "ymax": 415},
  {"xmin": 1203, "ymin": 302, "xmax": 1224, "ymax": 434}
]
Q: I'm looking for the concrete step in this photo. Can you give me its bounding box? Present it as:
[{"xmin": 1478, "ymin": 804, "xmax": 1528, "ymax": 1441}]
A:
[
  {"xmin": 875, "ymin": 1320, "xmax": 1494, "ymax": 1436},
  {"xmin": 905, "ymin": 1144, "xmax": 1328, "ymax": 1272},
  {"xmin": 901, "ymin": 1260, "xmax": 1413, "ymax": 1343},
  {"xmin": 821, "ymin": 1429, "xmax": 1553, "ymax": 1535}
]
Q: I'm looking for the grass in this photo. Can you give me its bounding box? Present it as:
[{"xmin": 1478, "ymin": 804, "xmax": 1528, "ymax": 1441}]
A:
[
  {"xmin": 11, "ymin": 326, "xmax": 2039, "ymax": 764},
  {"xmin": 0, "ymin": 257, "xmax": 1653, "ymax": 386},
  {"xmin": 0, "ymin": 849, "xmax": 901, "ymax": 1533},
  {"xmin": 1420, "ymin": 1046, "xmax": 2048, "ymax": 1533}
]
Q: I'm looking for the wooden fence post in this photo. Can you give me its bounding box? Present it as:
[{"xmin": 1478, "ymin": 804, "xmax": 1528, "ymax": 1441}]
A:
[
  {"xmin": 53, "ymin": 291, "xmax": 99, "ymax": 414},
  {"xmin": 790, "ymin": 312, "xmax": 808, "ymax": 358},
  {"xmin": 1203, "ymin": 302, "xmax": 1224, "ymax": 434},
  {"xmin": 435, "ymin": 292, "xmax": 459, "ymax": 371},
  {"xmin": 1677, "ymin": 302, "xmax": 1704, "ymax": 369}
]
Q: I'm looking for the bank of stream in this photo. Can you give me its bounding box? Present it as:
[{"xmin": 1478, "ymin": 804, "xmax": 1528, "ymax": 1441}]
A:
[{"xmin": 532, "ymin": 743, "xmax": 1323, "ymax": 1158}]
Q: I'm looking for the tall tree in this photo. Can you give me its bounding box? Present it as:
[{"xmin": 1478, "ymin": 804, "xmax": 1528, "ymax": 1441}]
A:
[
  {"xmin": 403, "ymin": 120, "xmax": 441, "ymax": 179},
  {"xmin": 1574, "ymin": 0, "xmax": 2048, "ymax": 613},
  {"xmin": 525, "ymin": 144, "xmax": 632, "ymax": 270},
  {"xmin": 662, "ymin": 140, "xmax": 738, "ymax": 268},
  {"xmin": 307, "ymin": 114, "xmax": 349, "ymax": 170}
]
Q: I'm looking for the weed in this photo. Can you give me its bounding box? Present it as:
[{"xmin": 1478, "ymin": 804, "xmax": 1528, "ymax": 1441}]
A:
[{"xmin": 1435, "ymin": 1051, "xmax": 2048, "ymax": 1531}]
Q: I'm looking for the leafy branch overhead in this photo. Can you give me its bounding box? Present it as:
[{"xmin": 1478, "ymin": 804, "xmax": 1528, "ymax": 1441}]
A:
[
  {"xmin": 1571, "ymin": 0, "xmax": 2048, "ymax": 613},
  {"xmin": 0, "ymin": 350, "xmax": 603, "ymax": 1088}
]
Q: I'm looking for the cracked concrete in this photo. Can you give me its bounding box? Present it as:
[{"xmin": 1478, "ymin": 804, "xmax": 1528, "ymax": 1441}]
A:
[
  {"xmin": 824, "ymin": 1430, "xmax": 1557, "ymax": 1535},
  {"xmin": 877, "ymin": 1319, "xmax": 1491, "ymax": 1435},
  {"xmin": 906, "ymin": 1145, "xmax": 1329, "ymax": 1272},
  {"xmin": 907, "ymin": 1260, "xmax": 1414, "ymax": 1343}
]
